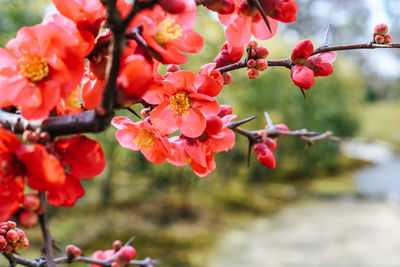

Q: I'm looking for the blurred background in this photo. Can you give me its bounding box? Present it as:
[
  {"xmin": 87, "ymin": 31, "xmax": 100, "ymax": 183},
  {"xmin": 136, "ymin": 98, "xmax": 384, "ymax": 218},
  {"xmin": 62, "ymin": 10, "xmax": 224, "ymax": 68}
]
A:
[{"xmin": 1, "ymin": 0, "xmax": 400, "ymax": 266}]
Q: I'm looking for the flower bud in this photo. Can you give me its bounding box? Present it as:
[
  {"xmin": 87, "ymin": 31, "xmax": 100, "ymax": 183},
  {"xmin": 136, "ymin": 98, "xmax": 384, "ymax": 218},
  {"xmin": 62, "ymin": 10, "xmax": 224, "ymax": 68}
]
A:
[
  {"xmin": 205, "ymin": 0, "xmax": 235, "ymax": 14},
  {"xmin": 166, "ymin": 64, "xmax": 180, "ymax": 73},
  {"xmin": 375, "ymin": 35, "xmax": 385, "ymax": 44},
  {"xmin": 21, "ymin": 237, "xmax": 29, "ymax": 250},
  {"xmin": 247, "ymin": 59, "xmax": 257, "ymax": 68},
  {"xmin": 384, "ymin": 34, "xmax": 392, "ymax": 45},
  {"xmin": 256, "ymin": 46, "xmax": 269, "ymax": 58},
  {"xmin": 247, "ymin": 68, "xmax": 259, "ymax": 79},
  {"xmin": 374, "ymin": 23, "xmax": 388, "ymax": 36},
  {"xmin": 7, "ymin": 221, "xmax": 16, "ymax": 229},
  {"xmin": 256, "ymin": 59, "xmax": 268, "ymax": 71},
  {"xmin": 22, "ymin": 194, "xmax": 40, "ymax": 211},
  {"xmin": 257, "ymin": 130, "xmax": 267, "ymax": 138},
  {"xmin": 18, "ymin": 211, "xmax": 39, "ymax": 228},
  {"xmin": 204, "ymin": 115, "xmax": 224, "ymax": 136},
  {"xmin": 159, "ymin": 0, "xmax": 186, "ymax": 14},
  {"xmin": 0, "ymin": 236, "xmax": 7, "ymax": 250},
  {"xmin": 113, "ymin": 240, "xmax": 123, "ymax": 252},
  {"xmin": 218, "ymin": 105, "xmax": 233, "ymax": 117},
  {"xmin": 66, "ymin": 244, "xmax": 82, "ymax": 257},
  {"xmin": 246, "ymin": 41, "xmax": 258, "ymax": 50},
  {"xmin": 223, "ymin": 72, "xmax": 232, "ymax": 85},
  {"xmin": 114, "ymin": 246, "xmax": 137, "ymax": 265},
  {"xmin": 274, "ymin": 123, "xmax": 290, "ymax": 138},
  {"xmin": 254, "ymin": 143, "xmax": 276, "ymax": 168},
  {"xmin": 263, "ymin": 137, "xmax": 277, "ymax": 151},
  {"xmin": 291, "ymin": 40, "xmax": 314, "ymax": 64},
  {"xmin": 6, "ymin": 230, "xmax": 19, "ymax": 243}
]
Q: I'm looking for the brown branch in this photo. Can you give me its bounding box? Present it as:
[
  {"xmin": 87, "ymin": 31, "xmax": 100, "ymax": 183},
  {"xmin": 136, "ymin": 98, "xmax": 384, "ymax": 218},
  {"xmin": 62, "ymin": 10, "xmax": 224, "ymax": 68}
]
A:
[
  {"xmin": 3, "ymin": 254, "xmax": 47, "ymax": 267},
  {"xmin": 312, "ymin": 42, "xmax": 400, "ymax": 55},
  {"xmin": 38, "ymin": 193, "xmax": 55, "ymax": 267},
  {"xmin": 53, "ymin": 256, "xmax": 159, "ymax": 266},
  {"xmin": 215, "ymin": 59, "xmax": 292, "ymax": 73}
]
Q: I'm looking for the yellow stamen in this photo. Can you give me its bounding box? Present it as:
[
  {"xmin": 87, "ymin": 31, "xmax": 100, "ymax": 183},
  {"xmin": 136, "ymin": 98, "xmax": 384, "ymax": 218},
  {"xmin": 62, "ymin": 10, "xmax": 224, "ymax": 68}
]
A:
[
  {"xmin": 18, "ymin": 55, "xmax": 50, "ymax": 83},
  {"xmin": 134, "ymin": 129, "xmax": 155, "ymax": 150},
  {"xmin": 66, "ymin": 87, "xmax": 81, "ymax": 109},
  {"xmin": 153, "ymin": 18, "xmax": 182, "ymax": 46},
  {"xmin": 169, "ymin": 91, "xmax": 191, "ymax": 115}
]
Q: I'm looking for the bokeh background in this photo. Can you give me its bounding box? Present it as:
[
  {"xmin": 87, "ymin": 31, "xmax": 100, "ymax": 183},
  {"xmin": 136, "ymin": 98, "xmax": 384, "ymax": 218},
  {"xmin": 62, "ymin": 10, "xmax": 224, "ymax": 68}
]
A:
[{"xmin": 1, "ymin": 0, "xmax": 400, "ymax": 266}]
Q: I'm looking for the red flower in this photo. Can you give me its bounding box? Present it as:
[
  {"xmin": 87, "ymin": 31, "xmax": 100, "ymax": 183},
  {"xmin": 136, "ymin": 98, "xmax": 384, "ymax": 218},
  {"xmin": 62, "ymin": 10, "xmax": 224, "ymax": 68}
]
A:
[
  {"xmin": 307, "ymin": 52, "xmax": 337, "ymax": 77},
  {"xmin": 81, "ymin": 70, "xmax": 106, "ymax": 110},
  {"xmin": 218, "ymin": 0, "xmax": 278, "ymax": 46},
  {"xmin": 167, "ymin": 112, "xmax": 236, "ymax": 177},
  {"xmin": 254, "ymin": 143, "xmax": 276, "ymax": 168},
  {"xmin": 214, "ymin": 41, "xmax": 244, "ymax": 68},
  {"xmin": 290, "ymin": 40, "xmax": 336, "ymax": 89},
  {"xmin": 112, "ymin": 117, "xmax": 171, "ymax": 164},
  {"xmin": 131, "ymin": 4, "xmax": 203, "ymax": 64},
  {"xmin": 261, "ymin": 0, "xmax": 297, "ymax": 23},
  {"xmin": 143, "ymin": 70, "xmax": 220, "ymax": 138},
  {"xmin": 0, "ymin": 129, "xmax": 25, "ymax": 222},
  {"xmin": 46, "ymin": 136, "xmax": 106, "ymax": 207},
  {"xmin": 52, "ymin": 0, "xmax": 105, "ymax": 37},
  {"xmin": 290, "ymin": 64, "xmax": 315, "ymax": 89},
  {"xmin": 291, "ymin": 39, "xmax": 314, "ymax": 64},
  {"xmin": 0, "ymin": 14, "xmax": 86, "ymax": 120}
]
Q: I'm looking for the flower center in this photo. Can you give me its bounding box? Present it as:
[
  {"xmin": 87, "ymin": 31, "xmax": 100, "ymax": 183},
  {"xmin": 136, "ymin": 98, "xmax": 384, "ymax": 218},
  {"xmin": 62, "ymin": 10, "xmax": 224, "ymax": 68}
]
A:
[
  {"xmin": 169, "ymin": 91, "xmax": 191, "ymax": 115},
  {"xmin": 134, "ymin": 129, "xmax": 155, "ymax": 150},
  {"xmin": 66, "ymin": 87, "xmax": 81, "ymax": 109},
  {"xmin": 153, "ymin": 18, "xmax": 182, "ymax": 46},
  {"xmin": 18, "ymin": 55, "xmax": 50, "ymax": 83}
]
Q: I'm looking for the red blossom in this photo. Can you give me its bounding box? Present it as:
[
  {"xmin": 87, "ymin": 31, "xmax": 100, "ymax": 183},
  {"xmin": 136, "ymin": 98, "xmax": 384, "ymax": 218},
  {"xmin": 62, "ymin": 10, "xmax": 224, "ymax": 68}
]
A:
[
  {"xmin": 261, "ymin": 0, "xmax": 297, "ymax": 23},
  {"xmin": 0, "ymin": 14, "xmax": 86, "ymax": 120},
  {"xmin": 290, "ymin": 64, "xmax": 315, "ymax": 89},
  {"xmin": 131, "ymin": 4, "xmax": 203, "ymax": 64},
  {"xmin": 218, "ymin": 0, "xmax": 278, "ymax": 46},
  {"xmin": 214, "ymin": 41, "xmax": 244, "ymax": 68},
  {"xmin": 143, "ymin": 70, "xmax": 220, "ymax": 138},
  {"xmin": 112, "ymin": 117, "xmax": 171, "ymax": 164},
  {"xmin": 254, "ymin": 143, "xmax": 276, "ymax": 168}
]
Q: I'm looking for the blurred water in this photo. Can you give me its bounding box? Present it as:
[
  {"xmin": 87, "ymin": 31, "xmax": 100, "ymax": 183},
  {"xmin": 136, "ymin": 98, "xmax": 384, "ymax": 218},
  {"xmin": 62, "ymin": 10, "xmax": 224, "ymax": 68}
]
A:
[
  {"xmin": 208, "ymin": 141, "xmax": 400, "ymax": 267},
  {"xmin": 208, "ymin": 200, "xmax": 400, "ymax": 267}
]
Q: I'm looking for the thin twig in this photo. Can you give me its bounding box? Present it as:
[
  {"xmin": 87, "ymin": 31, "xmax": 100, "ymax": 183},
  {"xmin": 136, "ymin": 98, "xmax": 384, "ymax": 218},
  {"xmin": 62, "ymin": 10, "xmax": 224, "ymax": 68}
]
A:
[{"xmin": 38, "ymin": 193, "xmax": 55, "ymax": 267}]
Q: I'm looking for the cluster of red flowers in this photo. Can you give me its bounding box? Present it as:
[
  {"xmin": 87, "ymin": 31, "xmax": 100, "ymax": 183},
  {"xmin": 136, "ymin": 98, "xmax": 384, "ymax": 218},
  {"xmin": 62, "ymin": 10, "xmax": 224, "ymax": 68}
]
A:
[
  {"xmin": 91, "ymin": 240, "xmax": 137, "ymax": 267},
  {"xmin": 0, "ymin": 127, "xmax": 105, "ymax": 222},
  {"xmin": 290, "ymin": 40, "xmax": 336, "ymax": 90},
  {"xmin": 0, "ymin": 0, "xmax": 350, "ymax": 223}
]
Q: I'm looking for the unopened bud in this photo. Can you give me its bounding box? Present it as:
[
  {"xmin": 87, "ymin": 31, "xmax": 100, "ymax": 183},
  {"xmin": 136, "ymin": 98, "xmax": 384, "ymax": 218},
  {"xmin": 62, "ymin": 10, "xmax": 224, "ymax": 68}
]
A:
[
  {"xmin": 247, "ymin": 68, "xmax": 259, "ymax": 79},
  {"xmin": 218, "ymin": 105, "xmax": 233, "ymax": 117},
  {"xmin": 114, "ymin": 246, "xmax": 137, "ymax": 265},
  {"xmin": 159, "ymin": 0, "xmax": 186, "ymax": 14},
  {"xmin": 247, "ymin": 59, "xmax": 257, "ymax": 68},
  {"xmin": 384, "ymin": 34, "xmax": 392, "ymax": 44},
  {"xmin": 223, "ymin": 72, "xmax": 232, "ymax": 85},
  {"xmin": 19, "ymin": 211, "xmax": 39, "ymax": 229},
  {"xmin": 22, "ymin": 194, "xmax": 40, "ymax": 211},
  {"xmin": 7, "ymin": 221, "xmax": 16, "ymax": 229},
  {"xmin": 375, "ymin": 34, "xmax": 385, "ymax": 44},
  {"xmin": 263, "ymin": 137, "xmax": 277, "ymax": 151},
  {"xmin": 166, "ymin": 64, "xmax": 180, "ymax": 73},
  {"xmin": 256, "ymin": 46, "xmax": 269, "ymax": 58},
  {"xmin": 246, "ymin": 41, "xmax": 258, "ymax": 50},
  {"xmin": 113, "ymin": 240, "xmax": 123, "ymax": 252},
  {"xmin": 256, "ymin": 59, "xmax": 268, "ymax": 71},
  {"xmin": 6, "ymin": 230, "xmax": 19, "ymax": 243},
  {"xmin": 374, "ymin": 23, "xmax": 388, "ymax": 36}
]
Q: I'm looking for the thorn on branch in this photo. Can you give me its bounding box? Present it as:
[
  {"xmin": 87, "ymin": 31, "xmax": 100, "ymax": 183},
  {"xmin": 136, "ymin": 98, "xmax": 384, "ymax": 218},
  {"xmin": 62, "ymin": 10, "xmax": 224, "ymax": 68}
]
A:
[
  {"xmin": 229, "ymin": 116, "xmax": 257, "ymax": 129},
  {"xmin": 320, "ymin": 24, "xmax": 332, "ymax": 48},
  {"xmin": 252, "ymin": 0, "xmax": 272, "ymax": 33},
  {"xmin": 126, "ymin": 107, "xmax": 141, "ymax": 119}
]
